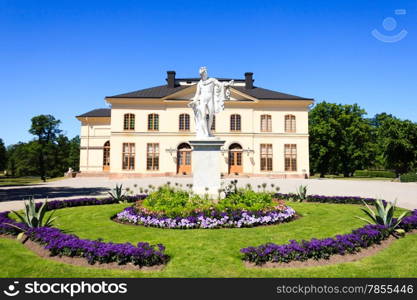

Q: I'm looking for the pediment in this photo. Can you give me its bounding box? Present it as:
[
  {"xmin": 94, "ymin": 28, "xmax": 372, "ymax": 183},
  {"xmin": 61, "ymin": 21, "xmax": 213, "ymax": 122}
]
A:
[{"xmin": 163, "ymin": 85, "xmax": 257, "ymax": 102}]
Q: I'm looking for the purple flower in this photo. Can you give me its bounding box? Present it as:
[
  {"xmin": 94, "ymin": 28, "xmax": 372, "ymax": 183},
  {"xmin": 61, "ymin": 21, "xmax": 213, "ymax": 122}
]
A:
[
  {"xmin": 0, "ymin": 194, "xmax": 168, "ymax": 267},
  {"xmin": 115, "ymin": 206, "xmax": 296, "ymax": 229},
  {"xmin": 240, "ymin": 210, "xmax": 417, "ymax": 265}
]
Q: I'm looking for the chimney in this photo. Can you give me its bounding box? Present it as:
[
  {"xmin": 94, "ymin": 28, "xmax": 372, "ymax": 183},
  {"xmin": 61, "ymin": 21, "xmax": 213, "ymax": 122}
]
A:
[
  {"xmin": 244, "ymin": 72, "xmax": 253, "ymax": 89},
  {"xmin": 167, "ymin": 71, "xmax": 176, "ymax": 88}
]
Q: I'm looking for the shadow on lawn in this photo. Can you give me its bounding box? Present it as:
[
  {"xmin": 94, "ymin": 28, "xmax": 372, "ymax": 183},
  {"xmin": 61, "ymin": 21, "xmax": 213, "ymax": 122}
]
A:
[{"xmin": 0, "ymin": 186, "xmax": 110, "ymax": 202}]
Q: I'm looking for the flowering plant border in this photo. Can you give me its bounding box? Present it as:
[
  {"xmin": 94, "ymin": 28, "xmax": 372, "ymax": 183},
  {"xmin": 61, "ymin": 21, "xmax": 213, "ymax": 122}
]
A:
[
  {"xmin": 0, "ymin": 195, "xmax": 169, "ymax": 268},
  {"xmin": 41, "ymin": 195, "xmax": 146, "ymax": 210},
  {"xmin": 241, "ymin": 209, "xmax": 417, "ymax": 265},
  {"xmin": 115, "ymin": 205, "xmax": 296, "ymax": 229},
  {"xmin": 275, "ymin": 193, "xmax": 386, "ymax": 205}
]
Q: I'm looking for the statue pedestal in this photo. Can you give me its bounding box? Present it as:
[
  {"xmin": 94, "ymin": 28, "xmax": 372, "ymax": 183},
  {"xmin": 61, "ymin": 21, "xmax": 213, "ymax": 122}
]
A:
[{"xmin": 189, "ymin": 138, "xmax": 225, "ymax": 198}]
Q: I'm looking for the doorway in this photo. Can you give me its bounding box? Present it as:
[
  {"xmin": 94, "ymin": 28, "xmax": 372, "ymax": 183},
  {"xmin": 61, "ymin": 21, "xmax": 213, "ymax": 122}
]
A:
[
  {"xmin": 103, "ymin": 141, "xmax": 110, "ymax": 171},
  {"xmin": 228, "ymin": 143, "xmax": 243, "ymax": 174},
  {"xmin": 177, "ymin": 143, "xmax": 192, "ymax": 175}
]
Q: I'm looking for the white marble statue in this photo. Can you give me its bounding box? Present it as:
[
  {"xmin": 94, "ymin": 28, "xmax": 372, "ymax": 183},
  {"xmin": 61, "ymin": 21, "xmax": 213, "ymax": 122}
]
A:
[{"xmin": 188, "ymin": 67, "xmax": 234, "ymax": 138}]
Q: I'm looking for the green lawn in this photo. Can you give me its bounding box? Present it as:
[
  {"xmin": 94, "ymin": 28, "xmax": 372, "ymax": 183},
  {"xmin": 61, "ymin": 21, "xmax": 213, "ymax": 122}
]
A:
[
  {"xmin": 1, "ymin": 202, "xmax": 416, "ymax": 277},
  {"xmin": 0, "ymin": 176, "xmax": 65, "ymax": 186}
]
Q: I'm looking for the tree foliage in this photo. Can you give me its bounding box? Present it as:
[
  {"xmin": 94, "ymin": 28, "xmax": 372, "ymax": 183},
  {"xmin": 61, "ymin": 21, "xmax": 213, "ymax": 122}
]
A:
[
  {"xmin": 29, "ymin": 115, "xmax": 62, "ymax": 181},
  {"xmin": 4, "ymin": 115, "xmax": 80, "ymax": 179},
  {"xmin": 309, "ymin": 102, "xmax": 375, "ymax": 177},
  {"xmin": 0, "ymin": 139, "xmax": 6, "ymax": 171},
  {"xmin": 375, "ymin": 115, "xmax": 417, "ymax": 175},
  {"xmin": 310, "ymin": 102, "xmax": 417, "ymax": 177},
  {"xmin": 6, "ymin": 142, "xmax": 39, "ymax": 177}
]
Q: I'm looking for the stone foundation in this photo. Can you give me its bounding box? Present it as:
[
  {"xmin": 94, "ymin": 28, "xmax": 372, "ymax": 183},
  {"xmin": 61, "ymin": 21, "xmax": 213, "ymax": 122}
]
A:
[{"xmin": 76, "ymin": 171, "xmax": 307, "ymax": 179}]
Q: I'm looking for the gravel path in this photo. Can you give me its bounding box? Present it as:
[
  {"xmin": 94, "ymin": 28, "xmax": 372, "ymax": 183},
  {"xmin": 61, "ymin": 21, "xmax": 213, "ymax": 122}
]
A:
[{"xmin": 0, "ymin": 177, "xmax": 416, "ymax": 211}]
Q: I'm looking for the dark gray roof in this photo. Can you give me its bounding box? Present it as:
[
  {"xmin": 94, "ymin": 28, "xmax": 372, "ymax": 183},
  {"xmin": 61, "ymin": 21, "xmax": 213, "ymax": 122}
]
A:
[
  {"xmin": 77, "ymin": 108, "xmax": 111, "ymax": 118},
  {"xmin": 232, "ymin": 86, "xmax": 313, "ymax": 100},
  {"xmin": 107, "ymin": 84, "xmax": 188, "ymax": 98},
  {"xmin": 106, "ymin": 80, "xmax": 312, "ymax": 101}
]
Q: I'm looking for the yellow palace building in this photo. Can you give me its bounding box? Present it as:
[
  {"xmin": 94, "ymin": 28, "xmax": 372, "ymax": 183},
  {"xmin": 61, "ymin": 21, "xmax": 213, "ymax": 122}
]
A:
[{"xmin": 76, "ymin": 71, "xmax": 313, "ymax": 178}]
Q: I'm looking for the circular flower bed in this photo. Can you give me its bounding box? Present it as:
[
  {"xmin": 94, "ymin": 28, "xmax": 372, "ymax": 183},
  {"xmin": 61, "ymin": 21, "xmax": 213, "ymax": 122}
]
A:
[
  {"xmin": 114, "ymin": 183, "xmax": 297, "ymax": 229},
  {"xmin": 115, "ymin": 205, "xmax": 296, "ymax": 229}
]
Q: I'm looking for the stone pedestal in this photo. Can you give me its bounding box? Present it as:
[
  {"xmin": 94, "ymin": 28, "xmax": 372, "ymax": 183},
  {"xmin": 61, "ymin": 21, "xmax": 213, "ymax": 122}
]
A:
[{"xmin": 189, "ymin": 138, "xmax": 225, "ymax": 198}]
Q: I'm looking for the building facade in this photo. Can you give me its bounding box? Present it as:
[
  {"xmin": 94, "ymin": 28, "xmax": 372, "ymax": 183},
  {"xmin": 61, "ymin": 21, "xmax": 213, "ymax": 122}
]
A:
[{"xmin": 76, "ymin": 71, "xmax": 313, "ymax": 178}]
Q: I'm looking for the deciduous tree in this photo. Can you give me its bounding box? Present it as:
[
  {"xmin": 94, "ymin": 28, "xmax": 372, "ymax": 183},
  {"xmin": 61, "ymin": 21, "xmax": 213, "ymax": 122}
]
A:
[
  {"xmin": 29, "ymin": 115, "xmax": 62, "ymax": 181},
  {"xmin": 309, "ymin": 102, "xmax": 375, "ymax": 177},
  {"xmin": 377, "ymin": 116, "xmax": 417, "ymax": 176},
  {"xmin": 0, "ymin": 139, "xmax": 6, "ymax": 172}
]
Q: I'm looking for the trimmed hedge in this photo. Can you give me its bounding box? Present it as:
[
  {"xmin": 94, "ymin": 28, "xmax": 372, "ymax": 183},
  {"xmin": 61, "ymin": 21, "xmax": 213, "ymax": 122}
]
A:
[
  {"xmin": 353, "ymin": 170, "xmax": 396, "ymax": 178},
  {"xmin": 241, "ymin": 209, "xmax": 417, "ymax": 265},
  {"xmin": 400, "ymin": 172, "xmax": 417, "ymax": 183}
]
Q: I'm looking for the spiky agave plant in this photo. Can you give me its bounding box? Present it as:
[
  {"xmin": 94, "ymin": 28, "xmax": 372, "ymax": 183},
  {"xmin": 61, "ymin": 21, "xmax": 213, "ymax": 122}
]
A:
[
  {"xmin": 296, "ymin": 185, "xmax": 308, "ymax": 202},
  {"xmin": 108, "ymin": 184, "xmax": 127, "ymax": 203},
  {"xmin": 7, "ymin": 197, "xmax": 56, "ymax": 240},
  {"xmin": 357, "ymin": 199, "xmax": 408, "ymax": 236}
]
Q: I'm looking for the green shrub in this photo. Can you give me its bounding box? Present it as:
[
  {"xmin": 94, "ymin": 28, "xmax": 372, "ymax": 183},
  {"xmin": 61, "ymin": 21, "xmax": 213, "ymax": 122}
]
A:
[
  {"xmin": 353, "ymin": 170, "xmax": 396, "ymax": 178},
  {"xmin": 400, "ymin": 172, "xmax": 417, "ymax": 182},
  {"xmin": 141, "ymin": 185, "xmax": 277, "ymax": 217},
  {"xmin": 142, "ymin": 185, "xmax": 211, "ymax": 217},
  {"xmin": 217, "ymin": 189, "xmax": 274, "ymax": 211}
]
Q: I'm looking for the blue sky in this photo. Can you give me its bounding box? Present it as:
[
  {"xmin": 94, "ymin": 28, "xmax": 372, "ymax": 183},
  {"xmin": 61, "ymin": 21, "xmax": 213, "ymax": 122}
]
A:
[{"xmin": 1, "ymin": 0, "xmax": 416, "ymax": 145}]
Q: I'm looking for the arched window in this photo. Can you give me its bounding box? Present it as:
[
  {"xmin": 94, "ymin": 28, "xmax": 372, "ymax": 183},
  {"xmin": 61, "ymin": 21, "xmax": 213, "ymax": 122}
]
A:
[
  {"xmin": 206, "ymin": 114, "xmax": 216, "ymax": 131},
  {"xmin": 123, "ymin": 114, "xmax": 135, "ymax": 130},
  {"xmin": 179, "ymin": 114, "xmax": 190, "ymax": 131},
  {"xmin": 285, "ymin": 114, "xmax": 296, "ymax": 133},
  {"xmin": 230, "ymin": 114, "xmax": 241, "ymax": 131},
  {"xmin": 260, "ymin": 114, "xmax": 272, "ymax": 132},
  {"xmin": 148, "ymin": 113, "xmax": 159, "ymax": 131}
]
